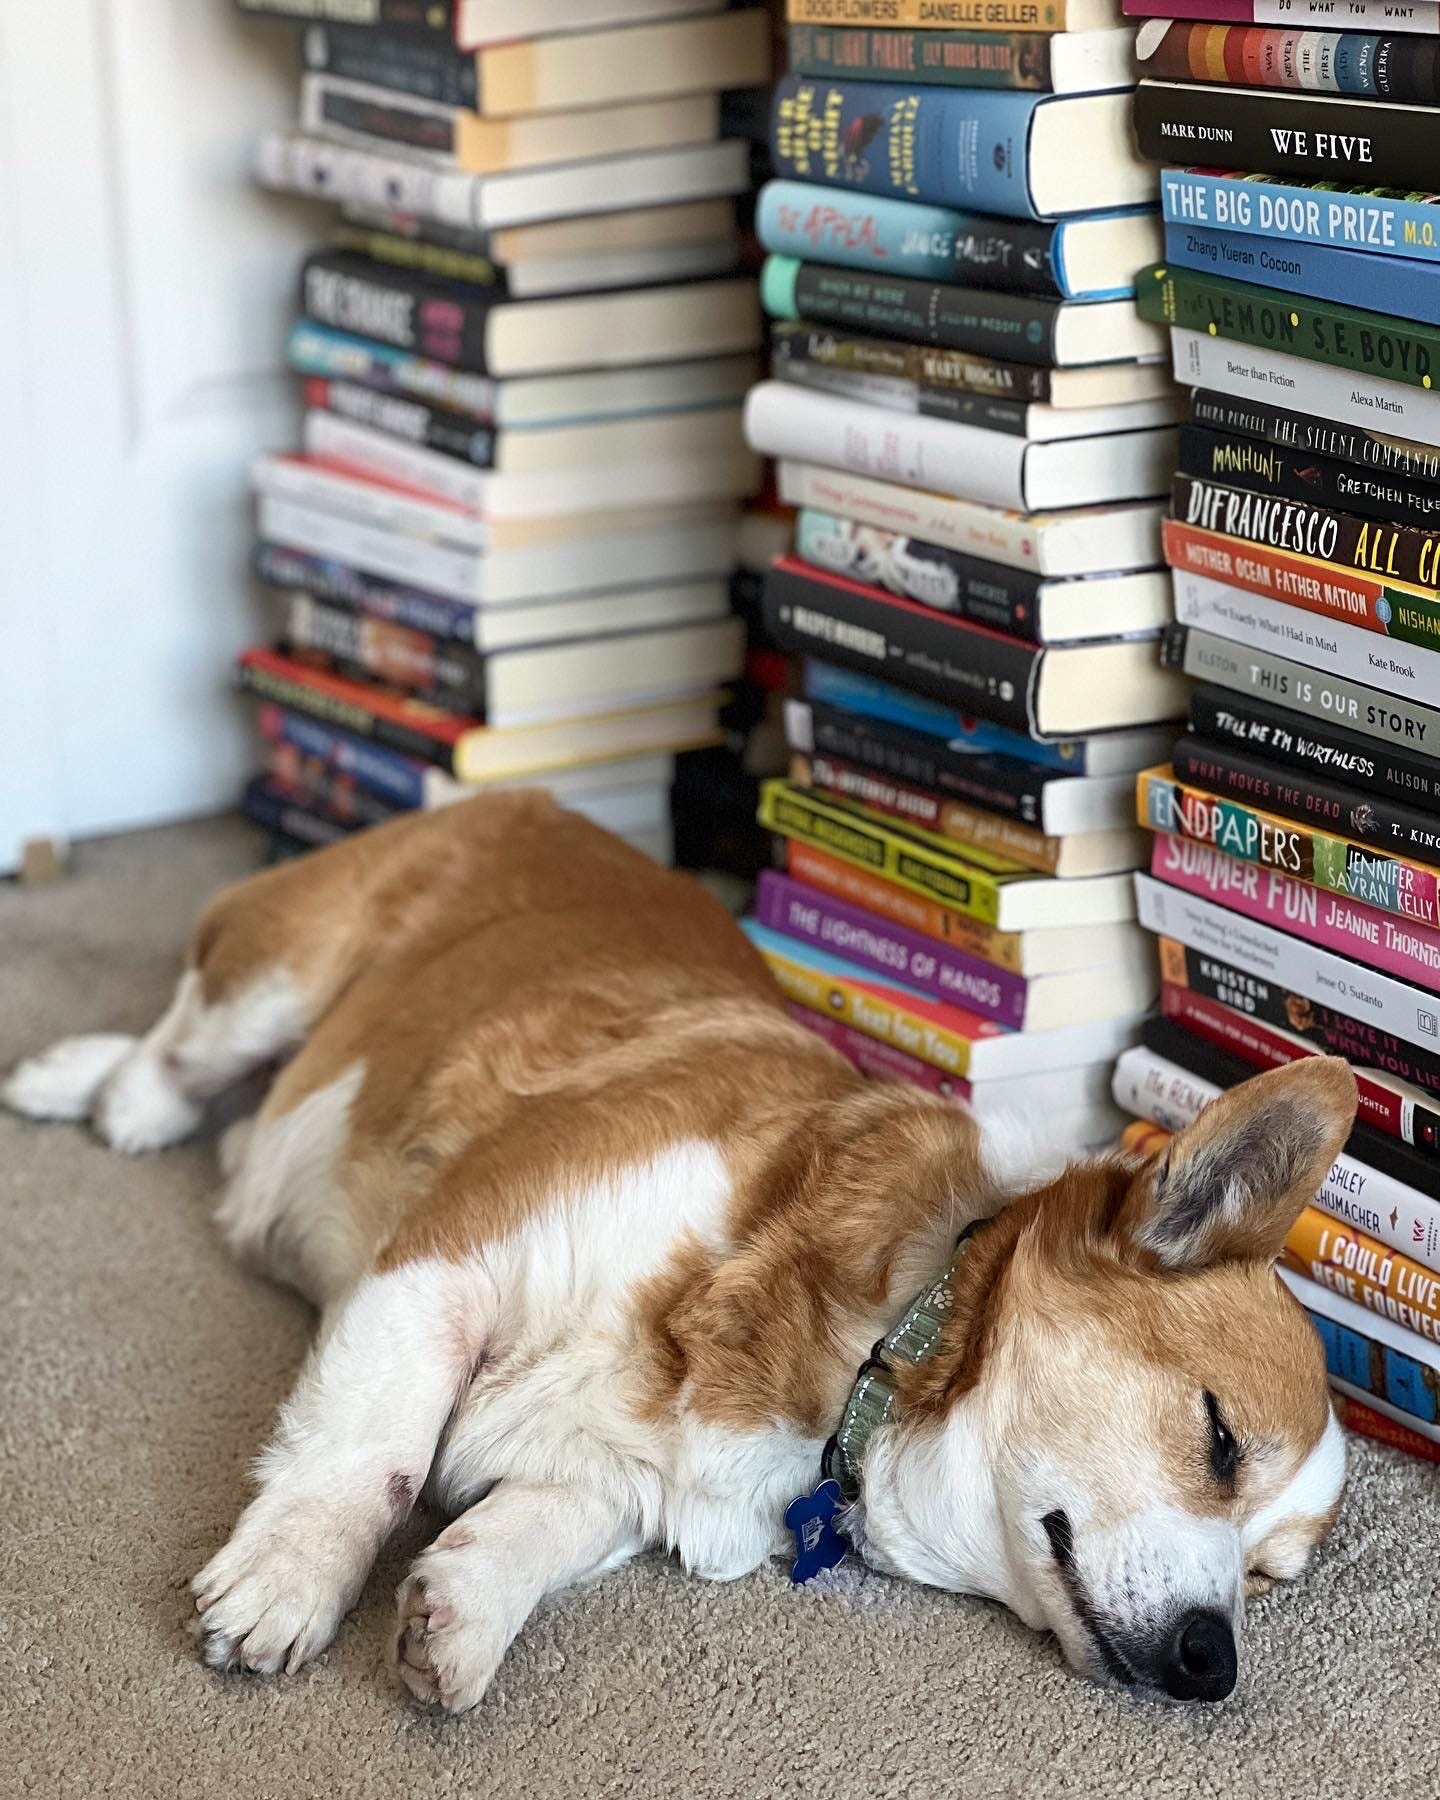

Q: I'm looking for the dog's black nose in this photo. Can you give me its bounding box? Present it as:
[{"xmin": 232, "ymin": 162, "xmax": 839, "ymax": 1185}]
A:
[{"xmin": 1158, "ymin": 1609, "xmax": 1237, "ymax": 1702}]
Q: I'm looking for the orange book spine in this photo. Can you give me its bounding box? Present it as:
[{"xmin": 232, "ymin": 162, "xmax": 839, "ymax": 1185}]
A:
[{"xmin": 1282, "ymin": 1206, "xmax": 1440, "ymax": 1347}]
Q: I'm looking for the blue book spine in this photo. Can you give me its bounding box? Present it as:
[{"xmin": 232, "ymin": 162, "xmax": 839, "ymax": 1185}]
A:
[
  {"xmin": 255, "ymin": 543, "xmax": 479, "ymax": 643},
  {"xmin": 1331, "ymin": 35, "xmax": 1379, "ymax": 96},
  {"xmin": 770, "ymin": 75, "xmax": 1049, "ymax": 222},
  {"xmin": 265, "ymin": 708, "xmax": 427, "ymax": 811},
  {"xmin": 1160, "ymin": 169, "xmax": 1440, "ymax": 265},
  {"xmin": 1307, "ymin": 1311, "xmax": 1439, "ymax": 1426},
  {"xmin": 1161, "ymin": 223, "xmax": 1440, "ymax": 330},
  {"xmin": 286, "ymin": 321, "xmax": 497, "ymax": 420},
  {"xmin": 800, "ymin": 662, "xmax": 1083, "ymax": 772}
]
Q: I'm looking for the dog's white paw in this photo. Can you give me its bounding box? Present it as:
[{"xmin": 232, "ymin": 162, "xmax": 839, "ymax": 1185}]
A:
[
  {"xmin": 2, "ymin": 1034, "xmax": 137, "ymax": 1121},
  {"xmin": 391, "ymin": 1535, "xmax": 510, "ymax": 1714},
  {"xmin": 93, "ymin": 1053, "xmax": 202, "ymax": 1154},
  {"xmin": 193, "ymin": 1512, "xmax": 362, "ymax": 1676}
]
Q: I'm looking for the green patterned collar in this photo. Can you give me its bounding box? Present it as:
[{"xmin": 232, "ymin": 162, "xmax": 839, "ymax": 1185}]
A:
[{"xmin": 823, "ymin": 1220, "xmax": 985, "ymax": 1503}]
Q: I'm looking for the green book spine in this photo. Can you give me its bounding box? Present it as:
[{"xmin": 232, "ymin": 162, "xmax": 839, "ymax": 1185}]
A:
[
  {"xmin": 787, "ymin": 24, "xmax": 1055, "ymax": 90},
  {"xmin": 1137, "ymin": 262, "xmax": 1438, "ymax": 395}
]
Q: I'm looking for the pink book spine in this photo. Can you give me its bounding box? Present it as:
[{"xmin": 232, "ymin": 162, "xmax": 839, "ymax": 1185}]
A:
[
  {"xmin": 1149, "ymin": 835, "xmax": 1440, "ymax": 995},
  {"xmin": 785, "ymin": 1003, "xmax": 972, "ymax": 1104},
  {"xmin": 1123, "ymin": 0, "xmax": 1255, "ymax": 17}
]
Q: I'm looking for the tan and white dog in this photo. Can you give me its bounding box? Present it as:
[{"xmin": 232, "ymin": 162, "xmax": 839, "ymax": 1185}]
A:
[{"xmin": 3, "ymin": 794, "xmax": 1357, "ymax": 1711}]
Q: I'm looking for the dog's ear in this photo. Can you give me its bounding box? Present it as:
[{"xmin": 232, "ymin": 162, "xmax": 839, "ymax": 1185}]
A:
[{"xmin": 1120, "ymin": 1057, "xmax": 1356, "ymax": 1270}]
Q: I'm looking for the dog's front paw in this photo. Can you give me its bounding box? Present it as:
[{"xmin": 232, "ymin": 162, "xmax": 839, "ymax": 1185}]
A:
[
  {"xmin": 192, "ymin": 1511, "xmax": 363, "ymax": 1677},
  {"xmin": 391, "ymin": 1540, "xmax": 510, "ymax": 1714},
  {"xmin": 2, "ymin": 1034, "xmax": 136, "ymax": 1121}
]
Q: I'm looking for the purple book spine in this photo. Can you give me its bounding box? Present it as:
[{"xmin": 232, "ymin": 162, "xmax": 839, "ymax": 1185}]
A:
[
  {"xmin": 753, "ymin": 871, "xmax": 1029, "ymax": 1029},
  {"xmin": 1122, "ymin": 0, "xmax": 1253, "ymax": 17}
]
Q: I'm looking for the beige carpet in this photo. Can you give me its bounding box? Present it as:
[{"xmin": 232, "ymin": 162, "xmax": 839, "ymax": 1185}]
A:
[{"xmin": 3, "ymin": 817, "xmax": 1438, "ymax": 1799}]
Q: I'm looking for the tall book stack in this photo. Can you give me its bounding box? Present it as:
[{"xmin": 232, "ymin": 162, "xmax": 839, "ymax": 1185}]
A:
[
  {"xmin": 734, "ymin": 0, "xmax": 1192, "ymax": 1152},
  {"xmin": 1115, "ymin": 0, "xmax": 1440, "ymax": 1461},
  {"xmin": 232, "ymin": 0, "xmax": 774, "ymax": 864}
]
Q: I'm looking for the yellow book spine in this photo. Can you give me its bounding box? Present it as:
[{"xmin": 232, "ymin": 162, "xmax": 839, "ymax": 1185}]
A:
[
  {"xmin": 785, "ymin": 0, "xmax": 1074, "ymax": 34},
  {"xmin": 752, "ymin": 939, "xmax": 974, "ymax": 1078},
  {"xmin": 1283, "ymin": 1206, "xmax": 1440, "ymax": 1346}
]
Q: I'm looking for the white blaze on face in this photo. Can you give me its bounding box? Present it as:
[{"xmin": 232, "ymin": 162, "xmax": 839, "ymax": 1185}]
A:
[{"xmin": 1242, "ymin": 1409, "xmax": 1346, "ymax": 1582}]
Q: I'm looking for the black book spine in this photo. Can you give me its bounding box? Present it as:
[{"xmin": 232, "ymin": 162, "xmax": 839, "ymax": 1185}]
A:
[
  {"xmin": 916, "ymin": 389, "xmax": 1029, "ymax": 435},
  {"xmin": 1188, "ymin": 685, "xmax": 1440, "ymax": 817},
  {"xmin": 241, "ymin": 778, "xmax": 357, "ymax": 850},
  {"xmin": 302, "ymin": 252, "xmax": 495, "ymax": 371},
  {"xmin": 237, "ymin": 0, "xmax": 452, "ymax": 32},
  {"xmin": 1173, "ymin": 732, "xmax": 1440, "ymax": 861},
  {"xmin": 1159, "ymin": 937, "xmax": 1440, "ymax": 1114},
  {"xmin": 1177, "ymin": 424, "xmax": 1440, "ymax": 533},
  {"xmin": 237, "ymin": 657, "xmax": 459, "ymax": 770},
  {"xmin": 306, "ymin": 376, "xmax": 496, "ymax": 465},
  {"xmin": 1171, "ymin": 470, "xmax": 1440, "ymax": 593},
  {"xmin": 1189, "ymin": 389, "xmax": 1440, "ymax": 486},
  {"xmin": 1142, "ymin": 1013, "xmax": 1440, "ymax": 1197},
  {"xmin": 302, "ymin": 23, "xmax": 477, "ymax": 105},
  {"xmin": 1134, "ymin": 80, "xmax": 1440, "ymax": 190},
  {"xmin": 285, "ymin": 597, "xmax": 486, "ymax": 712},
  {"xmin": 801, "ymin": 701, "xmax": 1051, "ymax": 825},
  {"xmin": 782, "ymin": 262, "xmax": 1061, "ymax": 367},
  {"xmin": 762, "ymin": 561, "xmax": 1039, "ymax": 733},
  {"xmin": 261, "ymin": 763, "xmax": 404, "ymax": 830},
  {"xmin": 772, "ymin": 322, "xmax": 1053, "ymax": 401}
]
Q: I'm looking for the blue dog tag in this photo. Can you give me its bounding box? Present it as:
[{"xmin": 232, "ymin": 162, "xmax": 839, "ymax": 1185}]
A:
[{"xmin": 785, "ymin": 1478, "xmax": 848, "ymax": 1584}]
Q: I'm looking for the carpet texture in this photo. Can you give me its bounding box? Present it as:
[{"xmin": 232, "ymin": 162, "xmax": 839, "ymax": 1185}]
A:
[{"xmin": 2, "ymin": 817, "xmax": 1437, "ymax": 1800}]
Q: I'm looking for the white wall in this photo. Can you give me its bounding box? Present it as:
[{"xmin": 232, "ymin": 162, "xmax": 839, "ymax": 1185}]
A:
[{"xmin": 0, "ymin": 0, "xmax": 326, "ymax": 871}]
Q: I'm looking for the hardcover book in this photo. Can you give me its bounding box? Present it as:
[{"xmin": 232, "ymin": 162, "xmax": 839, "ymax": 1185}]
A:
[
  {"xmin": 1174, "ymin": 423, "xmax": 1440, "ymax": 532},
  {"xmin": 1124, "ymin": 0, "xmax": 1440, "ymax": 27},
  {"xmin": 1159, "ymin": 168, "xmax": 1440, "ymax": 266},
  {"xmin": 1187, "ymin": 389, "xmax": 1440, "ymax": 484},
  {"xmin": 1138, "ymin": 21, "xmax": 1440, "ymax": 100},
  {"xmin": 787, "ymin": 21, "xmax": 1139, "ymax": 93},
  {"xmin": 785, "ymin": 0, "xmax": 1123, "ymax": 31}
]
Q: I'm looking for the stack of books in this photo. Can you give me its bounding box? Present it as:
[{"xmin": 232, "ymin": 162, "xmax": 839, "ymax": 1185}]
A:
[
  {"xmin": 734, "ymin": 0, "xmax": 1195, "ymax": 1151},
  {"xmin": 1114, "ymin": 4, "xmax": 1440, "ymax": 1461},
  {"xmin": 232, "ymin": 0, "xmax": 774, "ymax": 863}
]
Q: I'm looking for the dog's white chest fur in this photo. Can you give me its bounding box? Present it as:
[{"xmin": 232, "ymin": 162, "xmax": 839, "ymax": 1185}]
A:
[{"xmin": 430, "ymin": 1139, "xmax": 820, "ymax": 1581}]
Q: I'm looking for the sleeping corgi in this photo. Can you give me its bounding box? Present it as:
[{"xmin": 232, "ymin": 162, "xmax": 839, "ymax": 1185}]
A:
[{"xmin": 2, "ymin": 793, "xmax": 1356, "ymax": 1711}]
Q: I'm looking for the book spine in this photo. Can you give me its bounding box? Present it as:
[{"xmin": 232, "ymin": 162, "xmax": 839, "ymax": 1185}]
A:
[
  {"xmin": 1142, "ymin": 24, "xmax": 1440, "ymax": 99},
  {"xmin": 748, "ymin": 930, "xmax": 977, "ymax": 1080},
  {"xmin": 758, "ymin": 180, "xmax": 1062, "ymax": 294},
  {"xmin": 1283, "ymin": 1208, "xmax": 1440, "ymax": 1344},
  {"xmin": 787, "ymin": 23, "xmax": 1057, "ymax": 92},
  {"xmin": 792, "ymin": 748, "xmax": 1065, "ymax": 873},
  {"xmin": 255, "ymin": 543, "xmax": 478, "ymax": 644},
  {"xmin": 1304, "ymin": 1310, "xmax": 1440, "ymax": 1434},
  {"xmin": 1135, "ymin": 80, "xmax": 1440, "ymax": 191},
  {"xmin": 1188, "ymin": 683, "xmax": 1440, "ymax": 814},
  {"xmin": 794, "ymin": 509, "xmax": 1047, "ymax": 638},
  {"xmin": 762, "ymin": 257, "xmax": 1061, "ymax": 365},
  {"xmin": 303, "ymin": 75, "xmax": 464, "ymax": 161},
  {"xmin": 1170, "ymin": 569, "xmax": 1440, "ymax": 710},
  {"xmin": 287, "ymin": 322, "xmax": 498, "ymax": 421},
  {"xmin": 262, "ymin": 754, "xmax": 407, "ymax": 829},
  {"xmin": 785, "ymin": 1000, "xmax": 973, "ymax": 1100},
  {"xmin": 303, "ymin": 376, "xmax": 497, "ymax": 466},
  {"xmin": 285, "ymin": 594, "xmax": 486, "ymax": 712},
  {"xmin": 302, "ymin": 252, "xmax": 494, "ymax": 371},
  {"xmin": 330, "ymin": 223, "xmax": 499, "ymax": 290},
  {"xmin": 779, "ymin": 358, "xmax": 1035, "ymax": 434},
  {"xmin": 763, "ymin": 557, "xmax": 1041, "ymax": 733},
  {"xmin": 1159, "ymin": 933, "xmax": 1440, "ymax": 1104},
  {"xmin": 255, "ymin": 701, "xmax": 431, "ymax": 810},
  {"xmin": 1188, "ymin": 388, "xmax": 1440, "ymax": 485},
  {"xmin": 1148, "ymin": 830, "xmax": 1440, "ymax": 989},
  {"xmin": 782, "ymin": 839, "xmax": 1029, "ymax": 970},
  {"xmin": 754, "ymin": 869, "xmax": 1030, "ymax": 1024},
  {"xmin": 1126, "ymin": 0, "xmax": 1440, "ymax": 26},
  {"xmin": 1138, "ymin": 766, "xmax": 1440, "ymax": 932},
  {"xmin": 1160, "ymin": 976, "xmax": 1440, "ymax": 1156},
  {"xmin": 758, "ymin": 779, "xmax": 1008, "ymax": 926},
  {"xmin": 1139, "ymin": 257, "xmax": 1438, "ymax": 394},
  {"xmin": 795, "ymin": 696, "xmax": 1053, "ymax": 824},
  {"xmin": 1160, "ymin": 167, "xmax": 1440, "ymax": 266},
  {"xmin": 769, "ymin": 74, "xmax": 1045, "ymax": 218},
  {"xmin": 773, "ymin": 322, "xmax": 1053, "ymax": 400},
  {"xmin": 1163, "ymin": 223, "xmax": 1440, "ymax": 336},
  {"xmin": 256, "ymin": 497, "xmax": 483, "ymax": 608},
  {"xmin": 1171, "ymin": 327, "xmax": 1440, "ymax": 452},
  {"xmin": 237, "ymin": 651, "xmax": 460, "ymax": 770},
  {"xmin": 1176, "ymin": 422, "xmax": 1440, "ymax": 535},
  {"xmin": 302, "ymin": 410, "xmax": 490, "ymax": 510},
  {"xmin": 241, "ymin": 778, "xmax": 356, "ymax": 851},
  {"xmin": 1162, "ymin": 621, "xmax": 1440, "ymax": 755},
  {"xmin": 785, "ymin": 0, "xmax": 1075, "ymax": 36},
  {"xmin": 256, "ymin": 131, "xmax": 480, "ymax": 233},
  {"xmin": 1113, "ymin": 1041, "xmax": 1440, "ymax": 1272},
  {"xmin": 1330, "ymin": 1388, "xmax": 1440, "ymax": 1459},
  {"xmin": 302, "ymin": 24, "xmax": 477, "ymax": 106},
  {"xmin": 1164, "ymin": 518, "xmax": 1440, "ymax": 651},
  {"xmin": 776, "ymin": 462, "xmax": 1049, "ymax": 570},
  {"xmin": 237, "ymin": 0, "xmax": 452, "ymax": 28},
  {"xmin": 1173, "ymin": 732, "xmax": 1440, "ymax": 865}
]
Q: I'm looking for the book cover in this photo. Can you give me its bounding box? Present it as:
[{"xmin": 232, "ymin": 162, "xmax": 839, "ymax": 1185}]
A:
[
  {"xmin": 1148, "ymin": 830, "xmax": 1440, "ymax": 989},
  {"xmin": 1188, "ymin": 684, "xmax": 1440, "ymax": 815},
  {"xmin": 1188, "ymin": 388, "xmax": 1440, "ymax": 485},
  {"xmin": 1135, "ymin": 871, "xmax": 1440, "ymax": 1055},
  {"xmin": 1138, "ymin": 765, "xmax": 1440, "ymax": 930},
  {"xmin": 1175, "ymin": 422, "xmax": 1440, "ymax": 533},
  {"xmin": 754, "ymin": 869, "xmax": 1033, "ymax": 1024},
  {"xmin": 1159, "ymin": 167, "xmax": 1440, "ymax": 266},
  {"xmin": 1138, "ymin": 260, "xmax": 1439, "ymax": 394},
  {"xmin": 1135, "ymin": 80, "xmax": 1440, "ymax": 191},
  {"xmin": 1163, "ymin": 223, "xmax": 1440, "ymax": 333},
  {"xmin": 1160, "ymin": 973, "xmax": 1440, "ymax": 1154},
  {"xmin": 1140, "ymin": 22, "xmax": 1440, "ymax": 100},
  {"xmin": 757, "ymin": 180, "xmax": 1066, "ymax": 294}
]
